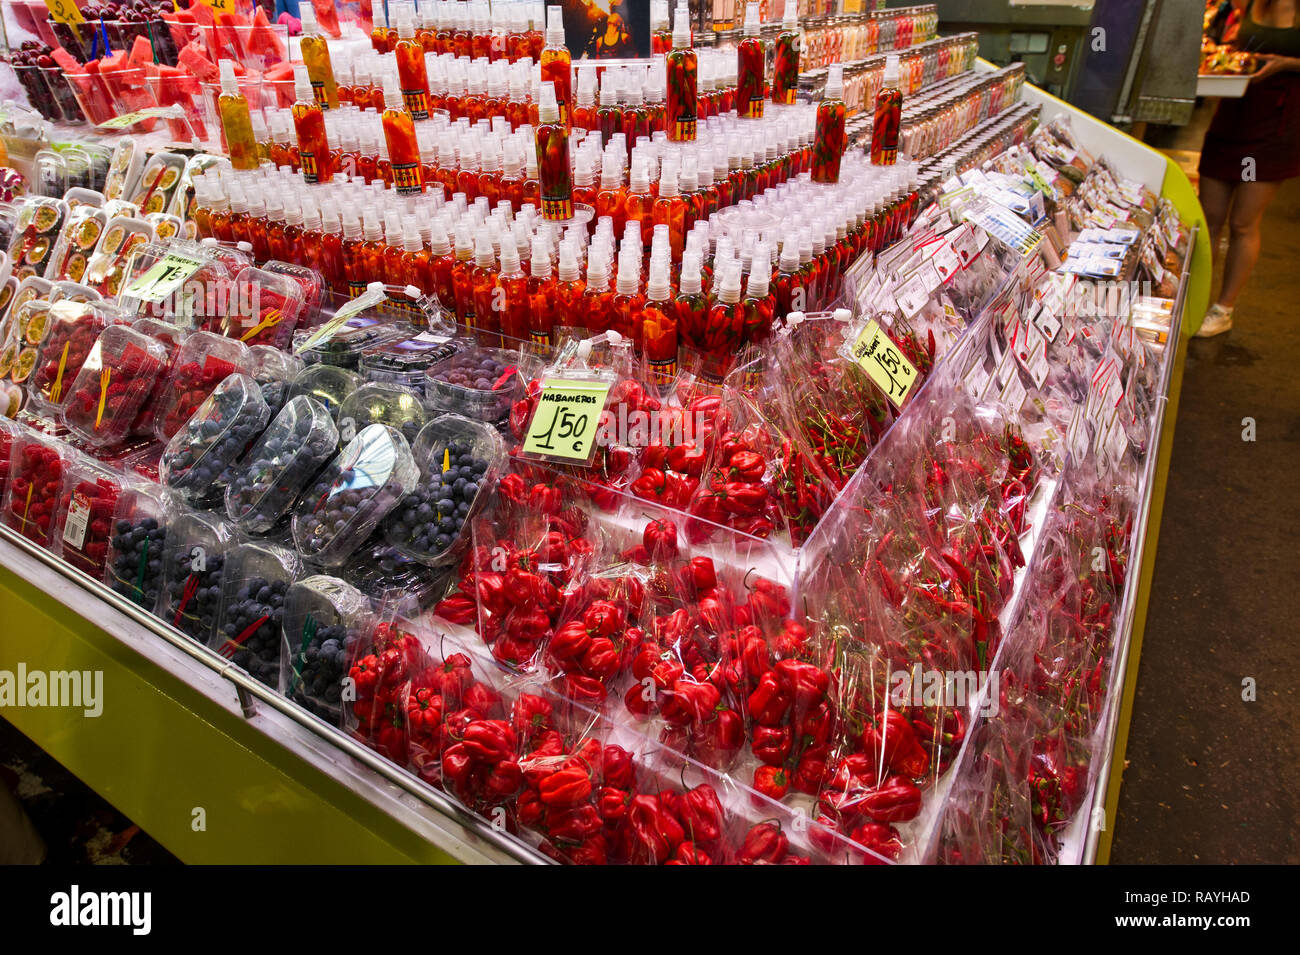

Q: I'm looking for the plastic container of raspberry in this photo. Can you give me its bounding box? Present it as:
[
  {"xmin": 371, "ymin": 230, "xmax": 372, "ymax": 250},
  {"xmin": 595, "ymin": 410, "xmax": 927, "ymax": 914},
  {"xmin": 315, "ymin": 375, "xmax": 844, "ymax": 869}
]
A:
[
  {"xmin": 0, "ymin": 417, "xmax": 23, "ymax": 501},
  {"xmin": 224, "ymin": 394, "xmax": 340, "ymax": 535},
  {"xmin": 152, "ymin": 330, "xmax": 252, "ymax": 442},
  {"xmin": 54, "ymin": 455, "xmax": 124, "ymax": 579},
  {"xmin": 259, "ymin": 259, "xmax": 325, "ymax": 321},
  {"xmin": 280, "ymin": 574, "xmax": 374, "ymax": 725},
  {"xmin": 291, "ymin": 423, "xmax": 419, "ymax": 568},
  {"xmin": 24, "ymin": 299, "xmax": 117, "ymax": 421},
  {"xmin": 159, "ymin": 373, "xmax": 271, "ymax": 505},
  {"xmin": 382, "ymin": 413, "xmax": 505, "ymax": 568},
  {"xmin": 212, "ymin": 541, "xmax": 302, "ymax": 689},
  {"xmin": 61, "ymin": 324, "xmax": 170, "ymax": 448},
  {"xmin": 214, "ymin": 266, "xmax": 309, "ymax": 350},
  {"xmin": 1, "ymin": 427, "xmax": 72, "ymax": 550}
]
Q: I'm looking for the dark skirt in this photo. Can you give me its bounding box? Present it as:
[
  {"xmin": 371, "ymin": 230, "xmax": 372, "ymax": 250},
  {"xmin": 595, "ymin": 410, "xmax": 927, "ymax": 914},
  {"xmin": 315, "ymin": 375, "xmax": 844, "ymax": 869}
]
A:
[{"xmin": 1199, "ymin": 74, "xmax": 1300, "ymax": 182}]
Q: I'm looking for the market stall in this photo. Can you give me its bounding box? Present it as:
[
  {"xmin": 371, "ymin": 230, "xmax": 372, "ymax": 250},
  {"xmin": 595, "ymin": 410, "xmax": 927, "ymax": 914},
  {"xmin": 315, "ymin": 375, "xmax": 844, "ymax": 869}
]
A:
[{"xmin": 0, "ymin": 0, "xmax": 1206, "ymax": 865}]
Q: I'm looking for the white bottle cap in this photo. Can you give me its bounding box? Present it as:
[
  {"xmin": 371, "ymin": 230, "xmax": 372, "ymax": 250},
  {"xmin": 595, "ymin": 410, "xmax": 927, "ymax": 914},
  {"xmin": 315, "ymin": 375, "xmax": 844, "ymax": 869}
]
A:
[
  {"xmin": 884, "ymin": 55, "xmax": 901, "ymax": 86},
  {"xmin": 294, "ymin": 63, "xmax": 313, "ymax": 103},
  {"xmin": 531, "ymin": 235, "xmax": 552, "ymax": 274},
  {"xmin": 825, "ymin": 64, "xmax": 844, "ymax": 101},
  {"xmin": 672, "ymin": 1, "xmax": 692, "ymax": 48},
  {"xmin": 743, "ymin": 2, "xmax": 760, "ymax": 36},
  {"xmin": 219, "ymin": 59, "xmax": 240, "ymax": 96},
  {"xmin": 546, "ymin": 4, "xmax": 565, "ymax": 46}
]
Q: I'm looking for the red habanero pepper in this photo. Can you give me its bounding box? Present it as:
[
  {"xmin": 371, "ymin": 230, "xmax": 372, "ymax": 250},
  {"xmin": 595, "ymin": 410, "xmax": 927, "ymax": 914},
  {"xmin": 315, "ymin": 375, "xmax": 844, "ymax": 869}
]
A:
[
  {"xmin": 752, "ymin": 724, "xmax": 794, "ymax": 766},
  {"xmin": 753, "ymin": 765, "xmax": 791, "ymax": 801},
  {"xmin": 660, "ymin": 679, "xmax": 722, "ymax": 726},
  {"xmin": 627, "ymin": 794, "xmax": 686, "ymax": 864},
  {"xmin": 667, "ymin": 842, "xmax": 715, "ymax": 865},
  {"xmin": 737, "ymin": 821, "xmax": 788, "ymax": 864},
  {"xmin": 747, "ymin": 670, "xmax": 793, "ymax": 726},
  {"xmin": 728, "ymin": 449, "xmax": 765, "ymax": 481},
  {"xmin": 850, "ymin": 822, "xmax": 903, "ymax": 863},
  {"xmin": 538, "ymin": 767, "xmax": 594, "ymax": 807},
  {"xmin": 859, "ymin": 775, "xmax": 922, "ymax": 823},
  {"xmin": 643, "ymin": 518, "xmax": 679, "ymax": 558},
  {"xmin": 434, "ymin": 592, "xmax": 478, "ymax": 625},
  {"xmin": 677, "ymin": 784, "xmax": 725, "ymax": 849},
  {"xmin": 774, "ymin": 659, "xmax": 830, "ymax": 707},
  {"xmin": 865, "ymin": 709, "xmax": 931, "ymax": 778},
  {"xmin": 460, "ymin": 719, "xmax": 516, "ymax": 763},
  {"xmin": 791, "ymin": 743, "xmax": 832, "ymax": 795},
  {"xmin": 603, "ymin": 744, "xmax": 636, "ymax": 790}
]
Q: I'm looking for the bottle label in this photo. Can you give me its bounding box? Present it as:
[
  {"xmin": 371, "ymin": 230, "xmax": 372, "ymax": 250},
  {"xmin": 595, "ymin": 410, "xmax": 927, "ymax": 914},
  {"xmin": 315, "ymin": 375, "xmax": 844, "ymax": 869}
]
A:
[
  {"xmin": 299, "ymin": 150, "xmax": 320, "ymax": 184},
  {"xmin": 348, "ymin": 280, "xmax": 367, "ymax": 298},
  {"xmin": 401, "ymin": 89, "xmax": 430, "ymax": 120},
  {"xmin": 649, "ymin": 356, "xmax": 678, "ymax": 387},
  {"xmin": 673, "ymin": 116, "xmax": 697, "ymax": 141},
  {"xmin": 530, "ymin": 330, "xmax": 551, "ymax": 347},
  {"xmin": 745, "ymin": 96, "xmax": 765, "ymax": 120},
  {"xmin": 541, "ymin": 194, "xmax": 574, "ymax": 221},
  {"xmin": 311, "ymin": 80, "xmax": 329, "ymax": 109},
  {"xmin": 390, "ymin": 161, "xmax": 424, "ymax": 196}
]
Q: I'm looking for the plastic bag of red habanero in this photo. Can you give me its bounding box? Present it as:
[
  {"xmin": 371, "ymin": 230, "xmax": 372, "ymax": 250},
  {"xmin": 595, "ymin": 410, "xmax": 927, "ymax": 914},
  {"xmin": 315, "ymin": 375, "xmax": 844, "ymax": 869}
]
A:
[{"xmin": 343, "ymin": 605, "xmax": 434, "ymax": 768}]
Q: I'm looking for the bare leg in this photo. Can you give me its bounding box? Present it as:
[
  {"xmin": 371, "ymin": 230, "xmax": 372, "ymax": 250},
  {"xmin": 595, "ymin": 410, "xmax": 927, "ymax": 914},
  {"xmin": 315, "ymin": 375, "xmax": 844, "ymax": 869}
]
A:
[
  {"xmin": 1198, "ymin": 175, "xmax": 1234, "ymax": 258},
  {"xmin": 1218, "ymin": 180, "xmax": 1283, "ymax": 308}
]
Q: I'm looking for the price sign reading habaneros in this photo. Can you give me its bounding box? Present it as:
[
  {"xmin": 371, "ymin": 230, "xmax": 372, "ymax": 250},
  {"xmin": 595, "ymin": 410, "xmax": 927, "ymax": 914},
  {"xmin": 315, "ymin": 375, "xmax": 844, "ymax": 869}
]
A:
[
  {"xmin": 849, "ymin": 320, "xmax": 920, "ymax": 409},
  {"xmin": 522, "ymin": 377, "xmax": 613, "ymax": 464}
]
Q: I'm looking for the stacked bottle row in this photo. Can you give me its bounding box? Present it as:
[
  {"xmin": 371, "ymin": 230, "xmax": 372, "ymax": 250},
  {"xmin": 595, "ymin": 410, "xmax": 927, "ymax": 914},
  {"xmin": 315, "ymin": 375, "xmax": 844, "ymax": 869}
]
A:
[
  {"xmin": 188, "ymin": 149, "xmax": 922, "ymax": 384},
  {"xmin": 368, "ymin": 0, "xmax": 547, "ymax": 62}
]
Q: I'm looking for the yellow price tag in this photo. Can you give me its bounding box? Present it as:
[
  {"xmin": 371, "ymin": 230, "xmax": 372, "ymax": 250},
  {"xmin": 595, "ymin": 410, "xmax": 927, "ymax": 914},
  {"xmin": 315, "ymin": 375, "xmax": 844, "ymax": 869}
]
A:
[
  {"xmin": 521, "ymin": 377, "xmax": 612, "ymax": 463},
  {"xmin": 198, "ymin": 0, "xmax": 236, "ymax": 12},
  {"xmin": 123, "ymin": 251, "xmax": 204, "ymax": 304},
  {"xmin": 848, "ymin": 320, "xmax": 920, "ymax": 409},
  {"xmin": 44, "ymin": 0, "xmax": 86, "ymax": 26}
]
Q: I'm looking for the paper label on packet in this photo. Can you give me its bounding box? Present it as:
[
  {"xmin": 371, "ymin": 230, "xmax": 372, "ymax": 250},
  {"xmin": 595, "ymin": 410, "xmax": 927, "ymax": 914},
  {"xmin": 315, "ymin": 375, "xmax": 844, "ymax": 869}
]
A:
[
  {"xmin": 62, "ymin": 491, "xmax": 90, "ymax": 549},
  {"xmin": 847, "ymin": 320, "xmax": 921, "ymax": 408}
]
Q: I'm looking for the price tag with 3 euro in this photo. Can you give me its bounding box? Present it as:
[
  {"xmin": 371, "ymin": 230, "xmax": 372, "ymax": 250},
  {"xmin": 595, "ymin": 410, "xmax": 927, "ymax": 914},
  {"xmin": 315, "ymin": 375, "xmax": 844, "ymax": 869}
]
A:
[
  {"xmin": 521, "ymin": 376, "xmax": 613, "ymax": 464},
  {"xmin": 44, "ymin": 0, "xmax": 85, "ymax": 24},
  {"xmin": 845, "ymin": 319, "xmax": 920, "ymax": 409}
]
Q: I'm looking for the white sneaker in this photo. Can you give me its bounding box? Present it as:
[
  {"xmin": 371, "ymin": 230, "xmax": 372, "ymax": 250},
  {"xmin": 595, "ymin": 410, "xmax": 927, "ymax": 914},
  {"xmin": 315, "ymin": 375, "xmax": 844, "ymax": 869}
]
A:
[{"xmin": 1195, "ymin": 305, "xmax": 1233, "ymax": 338}]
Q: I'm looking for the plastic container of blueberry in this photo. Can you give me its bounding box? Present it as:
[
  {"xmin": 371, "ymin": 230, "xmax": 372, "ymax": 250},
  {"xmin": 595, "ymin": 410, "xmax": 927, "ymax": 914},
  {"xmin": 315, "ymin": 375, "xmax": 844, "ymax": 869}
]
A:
[
  {"xmin": 289, "ymin": 362, "xmax": 361, "ymax": 423},
  {"xmin": 357, "ymin": 330, "xmax": 466, "ymax": 392},
  {"xmin": 280, "ymin": 574, "xmax": 374, "ymax": 725},
  {"xmin": 158, "ymin": 507, "xmax": 234, "ymax": 645},
  {"xmin": 225, "ymin": 395, "xmax": 339, "ymax": 535},
  {"xmin": 104, "ymin": 479, "xmax": 171, "ymax": 612},
  {"xmin": 291, "ymin": 423, "xmax": 420, "ymax": 568},
  {"xmin": 345, "ymin": 542, "xmax": 455, "ymax": 614},
  {"xmin": 422, "ymin": 346, "xmax": 528, "ymax": 425},
  {"xmin": 152, "ymin": 330, "xmax": 253, "ymax": 443},
  {"xmin": 294, "ymin": 314, "xmax": 415, "ymax": 370},
  {"xmin": 337, "ymin": 381, "xmax": 428, "ymax": 449},
  {"xmin": 382, "ymin": 413, "xmax": 505, "ymax": 568},
  {"xmin": 212, "ymin": 541, "xmax": 301, "ymax": 689},
  {"xmin": 60, "ymin": 324, "xmax": 169, "ymax": 448},
  {"xmin": 248, "ymin": 344, "xmax": 305, "ymax": 418},
  {"xmin": 159, "ymin": 373, "xmax": 271, "ymax": 506}
]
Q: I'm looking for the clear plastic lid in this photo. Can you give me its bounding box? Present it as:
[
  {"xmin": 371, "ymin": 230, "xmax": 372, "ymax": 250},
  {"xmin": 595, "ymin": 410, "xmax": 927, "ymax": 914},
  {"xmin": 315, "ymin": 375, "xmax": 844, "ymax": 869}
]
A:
[
  {"xmin": 225, "ymin": 395, "xmax": 340, "ymax": 535},
  {"xmin": 84, "ymin": 216, "xmax": 155, "ymax": 298},
  {"xmin": 160, "ymin": 373, "xmax": 272, "ymax": 505},
  {"xmin": 153, "ymin": 330, "xmax": 253, "ymax": 442},
  {"xmin": 0, "ymin": 417, "xmax": 22, "ymax": 501},
  {"xmin": 290, "ymin": 363, "xmax": 362, "ymax": 422},
  {"xmin": 291, "ymin": 423, "xmax": 420, "ymax": 567},
  {"xmin": 25, "ymin": 299, "xmax": 117, "ymax": 419},
  {"xmin": 345, "ymin": 542, "xmax": 455, "ymax": 615},
  {"xmin": 8, "ymin": 197, "xmax": 69, "ymax": 281},
  {"xmin": 294, "ymin": 314, "xmax": 416, "ymax": 369},
  {"xmin": 48, "ymin": 206, "xmax": 109, "ymax": 284},
  {"xmin": 358, "ymin": 330, "xmax": 466, "ymax": 388},
  {"xmin": 1, "ymin": 427, "xmax": 72, "ymax": 549},
  {"xmin": 337, "ymin": 381, "xmax": 428, "ymax": 447},
  {"xmin": 61, "ymin": 324, "xmax": 170, "ymax": 448},
  {"xmin": 260, "ymin": 260, "xmax": 325, "ymax": 319},
  {"xmin": 249, "ymin": 344, "xmax": 306, "ymax": 418},
  {"xmin": 216, "ymin": 267, "xmax": 310, "ymax": 350},
  {"xmin": 422, "ymin": 345, "xmax": 528, "ymax": 423},
  {"xmin": 116, "ymin": 241, "xmax": 231, "ymax": 327},
  {"xmin": 54, "ymin": 453, "xmax": 123, "ymax": 579},
  {"xmin": 105, "ymin": 479, "xmax": 172, "ymax": 612},
  {"xmin": 48, "ymin": 281, "xmax": 103, "ymax": 305},
  {"xmin": 213, "ymin": 541, "xmax": 302, "ymax": 688},
  {"xmin": 104, "ymin": 137, "xmax": 144, "ymax": 201},
  {"xmin": 280, "ymin": 574, "xmax": 374, "ymax": 724},
  {"xmin": 160, "ymin": 507, "xmax": 235, "ymax": 645},
  {"xmin": 129, "ymin": 153, "xmax": 186, "ymax": 216},
  {"xmin": 383, "ymin": 413, "xmax": 504, "ymax": 567}
]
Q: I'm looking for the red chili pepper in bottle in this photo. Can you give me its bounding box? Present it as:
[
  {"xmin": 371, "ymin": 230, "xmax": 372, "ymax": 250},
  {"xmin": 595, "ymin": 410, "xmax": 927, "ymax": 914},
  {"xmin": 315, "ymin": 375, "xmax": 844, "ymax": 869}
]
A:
[
  {"xmin": 526, "ymin": 235, "xmax": 557, "ymax": 346},
  {"xmin": 640, "ymin": 262, "xmax": 678, "ymax": 387},
  {"xmin": 812, "ymin": 65, "xmax": 847, "ymax": 184},
  {"xmin": 535, "ymin": 82, "xmax": 573, "ymax": 221},
  {"xmin": 539, "ymin": 7, "xmax": 572, "ymax": 128},
  {"xmin": 736, "ymin": 5, "xmax": 766, "ymax": 120},
  {"xmin": 552, "ymin": 244, "xmax": 587, "ymax": 333},
  {"xmin": 380, "ymin": 81, "xmax": 424, "ymax": 196},
  {"xmin": 772, "ymin": 9, "xmax": 801, "ymax": 105},
  {"xmin": 666, "ymin": 10, "xmax": 697, "ymax": 142},
  {"xmin": 394, "ymin": 14, "xmax": 430, "ymax": 119},
  {"xmin": 871, "ymin": 55, "xmax": 903, "ymax": 166}
]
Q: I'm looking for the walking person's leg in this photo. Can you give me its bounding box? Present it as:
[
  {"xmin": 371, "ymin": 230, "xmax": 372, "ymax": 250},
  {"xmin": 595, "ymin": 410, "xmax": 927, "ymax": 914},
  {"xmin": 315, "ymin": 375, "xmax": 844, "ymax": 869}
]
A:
[
  {"xmin": 1218, "ymin": 179, "xmax": 1283, "ymax": 308},
  {"xmin": 1196, "ymin": 174, "xmax": 1237, "ymax": 337}
]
